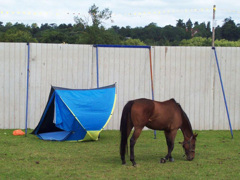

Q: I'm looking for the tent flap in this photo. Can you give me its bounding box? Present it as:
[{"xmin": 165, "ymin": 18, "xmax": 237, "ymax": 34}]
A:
[{"xmin": 38, "ymin": 131, "xmax": 72, "ymax": 141}]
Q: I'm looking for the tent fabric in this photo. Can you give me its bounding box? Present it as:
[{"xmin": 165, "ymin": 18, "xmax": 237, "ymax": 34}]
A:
[{"xmin": 32, "ymin": 84, "xmax": 116, "ymax": 141}]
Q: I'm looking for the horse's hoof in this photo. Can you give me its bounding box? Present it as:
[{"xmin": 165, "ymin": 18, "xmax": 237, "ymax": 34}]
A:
[
  {"xmin": 132, "ymin": 161, "xmax": 137, "ymax": 167},
  {"xmin": 169, "ymin": 158, "xmax": 174, "ymax": 162},
  {"xmin": 122, "ymin": 160, "xmax": 126, "ymax": 165},
  {"xmin": 160, "ymin": 158, "xmax": 166, "ymax": 163}
]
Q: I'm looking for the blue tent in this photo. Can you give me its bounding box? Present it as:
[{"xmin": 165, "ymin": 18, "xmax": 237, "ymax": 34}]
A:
[{"xmin": 32, "ymin": 84, "xmax": 116, "ymax": 141}]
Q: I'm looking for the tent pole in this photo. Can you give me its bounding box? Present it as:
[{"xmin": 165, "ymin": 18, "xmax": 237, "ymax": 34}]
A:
[{"xmin": 25, "ymin": 42, "xmax": 30, "ymax": 136}]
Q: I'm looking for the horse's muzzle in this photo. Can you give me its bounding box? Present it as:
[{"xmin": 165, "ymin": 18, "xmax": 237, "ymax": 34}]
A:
[{"xmin": 187, "ymin": 156, "xmax": 194, "ymax": 161}]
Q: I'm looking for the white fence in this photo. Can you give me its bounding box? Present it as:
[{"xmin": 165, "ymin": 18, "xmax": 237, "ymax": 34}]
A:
[
  {"xmin": 0, "ymin": 43, "xmax": 239, "ymax": 130},
  {"xmin": 0, "ymin": 43, "xmax": 28, "ymax": 129}
]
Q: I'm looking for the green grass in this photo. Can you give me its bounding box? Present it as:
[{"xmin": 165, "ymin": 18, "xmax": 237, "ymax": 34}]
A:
[{"xmin": 1, "ymin": 130, "xmax": 240, "ymax": 180}]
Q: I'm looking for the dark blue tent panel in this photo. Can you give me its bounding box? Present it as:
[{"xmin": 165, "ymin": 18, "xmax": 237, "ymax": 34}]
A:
[{"xmin": 32, "ymin": 84, "xmax": 116, "ymax": 141}]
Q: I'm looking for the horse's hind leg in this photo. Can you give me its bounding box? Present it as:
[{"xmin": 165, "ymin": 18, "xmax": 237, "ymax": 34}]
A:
[
  {"xmin": 121, "ymin": 122, "xmax": 133, "ymax": 165},
  {"xmin": 161, "ymin": 130, "xmax": 177, "ymax": 163},
  {"xmin": 130, "ymin": 127, "xmax": 143, "ymax": 166}
]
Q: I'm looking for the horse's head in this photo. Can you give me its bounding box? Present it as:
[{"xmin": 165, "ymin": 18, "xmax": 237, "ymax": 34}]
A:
[{"xmin": 180, "ymin": 133, "xmax": 198, "ymax": 161}]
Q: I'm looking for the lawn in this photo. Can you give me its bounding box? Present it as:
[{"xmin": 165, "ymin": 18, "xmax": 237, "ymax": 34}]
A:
[{"xmin": 1, "ymin": 129, "xmax": 240, "ymax": 179}]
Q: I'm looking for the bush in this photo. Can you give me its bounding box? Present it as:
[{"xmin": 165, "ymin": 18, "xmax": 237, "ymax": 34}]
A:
[
  {"xmin": 179, "ymin": 37, "xmax": 240, "ymax": 47},
  {"xmin": 121, "ymin": 38, "xmax": 146, "ymax": 46}
]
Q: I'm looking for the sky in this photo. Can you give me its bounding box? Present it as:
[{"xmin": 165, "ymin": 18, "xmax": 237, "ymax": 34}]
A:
[{"xmin": 0, "ymin": 0, "xmax": 239, "ymax": 28}]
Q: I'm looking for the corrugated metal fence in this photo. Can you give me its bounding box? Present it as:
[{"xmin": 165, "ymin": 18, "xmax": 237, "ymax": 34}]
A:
[{"xmin": 0, "ymin": 43, "xmax": 239, "ymax": 130}]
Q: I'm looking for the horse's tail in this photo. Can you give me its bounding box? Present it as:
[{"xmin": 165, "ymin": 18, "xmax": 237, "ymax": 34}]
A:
[{"xmin": 120, "ymin": 100, "xmax": 134, "ymax": 159}]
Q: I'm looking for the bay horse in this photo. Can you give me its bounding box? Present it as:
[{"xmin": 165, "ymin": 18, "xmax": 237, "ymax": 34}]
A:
[{"xmin": 120, "ymin": 98, "xmax": 198, "ymax": 166}]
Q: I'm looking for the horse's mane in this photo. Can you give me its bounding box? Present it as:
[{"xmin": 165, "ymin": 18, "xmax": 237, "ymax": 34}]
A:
[{"xmin": 176, "ymin": 102, "xmax": 193, "ymax": 136}]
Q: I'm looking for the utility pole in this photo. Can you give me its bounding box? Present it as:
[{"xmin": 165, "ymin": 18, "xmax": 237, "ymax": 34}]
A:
[{"xmin": 212, "ymin": 5, "xmax": 216, "ymax": 47}]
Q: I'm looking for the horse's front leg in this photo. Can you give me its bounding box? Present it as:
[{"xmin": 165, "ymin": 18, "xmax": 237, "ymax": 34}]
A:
[
  {"xmin": 130, "ymin": 128, "xmax": 142, "ymax": 166},
  {"xmin": 161, "ymin": 130, "xmax": 177, "ymax": 163}
]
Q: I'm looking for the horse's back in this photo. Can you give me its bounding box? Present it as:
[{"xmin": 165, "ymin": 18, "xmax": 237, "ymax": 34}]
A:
[
  {"xmin": 128, "ymin": 98, "xmax": 183, "ymax": 130},
  {"xmin": 140, "ymin": 98, "xmax": 182, "ymax": 130},
  {"xmin": 130, "ymin": 98, "xmax": 155, "ymax": 127}
]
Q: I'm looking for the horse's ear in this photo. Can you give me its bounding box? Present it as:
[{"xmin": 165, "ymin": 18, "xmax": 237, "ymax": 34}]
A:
[{"xmin": 194, "ymin": 133, "xmax": 198, "ymax": 138}]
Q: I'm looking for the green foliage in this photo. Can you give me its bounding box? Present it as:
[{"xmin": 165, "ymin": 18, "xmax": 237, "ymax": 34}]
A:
[
  {"xmin": 38, "ymin": 30, "xmax": 66, "ymax": 43},
  {"xmin": 77, "ymin": 26, "xmax": 120, "ymax": 44},
  {"xmin": 1, "ymin": 130, "xmax": 240, "ymax": 179},
  {"xmin": 0, "ymin": 5, "xmax": 240, "ymax": 46},
  {"xmin": 121, "ymin": 38, "xmax": 146, "ymax": 45},
  {"xmin": 193, "ymin": 22, "xmax": 211, "ymax": 38},
  {"xmin": 88, "ymin": 4, "xmax": 112, "ymax": 27},
  {"xmin": 179, "ymin": 37, "xmax": 240, "ymax": 47},
  {"xmin": 221, "ymin": 18, "xmax": 240, "ymax": 41},
  {"xmin": 179, "ymin": 37, "xmax": 211, "ymax": 46},
  {"xmin": 215, "ymin": 39, "xmax": 240, "ymax": 47},
  {"xmin": 0, "ymin": 28, "xmax": 37, "ymax": 42},
  {"xmin": 176, "ymin": 19, "xmax": 185, "ymax": 29}
]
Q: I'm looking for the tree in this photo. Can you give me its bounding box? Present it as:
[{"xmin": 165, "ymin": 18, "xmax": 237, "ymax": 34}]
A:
[
  {"xmin": 176, "ymin": 19, "xmax": 185, "ymax": 29},
  {"xmin": 193, "ymin": 22, "xmax": 211, "ymax": 38},
  {"xmin": 74, "ymin": 4, "xmax": 112, "ymax": 28},
  {"xmin": 38, "ymin": 30, "xmax": 66, "ymax": 43},
  {"xmin": 185, "ymin": 19, "xmax": 193, "ymax": 39},
  {"xmin": 31, "ymin": 23, "xmax": 39, "ymax": 37},
  {"xmin": 194, "ymin": 21, "xmax": 199, "ymax": 27},
  {"xmin": 206, "ymin": 22, "xmax": 211, "ymax": 37},
  {"xmin": 88, "ymin": 4, "xmax": 112, "ymax": 27},
  {"xmin": 5, "ymin": 22, "xmax": 13, "ymax": 28},
  {"xmin": 161, "ymin": 25, "xmax": 185, "ymax": 45},
  {"xmin": 186, "ymin": 19, "xmax": 193, "ymax": 30},
  {"xmin": 215, "ymin": 25, "xmax": 222, "ymax": 39},
  {"xmin": 221, "ymin": 18, "xmax": 239, "ymax": 41},
  {"xmin": 142, "ymin": 23, "xmax": 161, "ymax": 42},
  {"xmin": 74, "ymin": 4, "xmax": 114, "ymax": 44},
  {"xmin": 110, "ymin": 26, "xmax": 120, "ymax": 34},
  {"xmin": 118, "ymin": 26, "xmax": 132, "ymax": 38}
]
